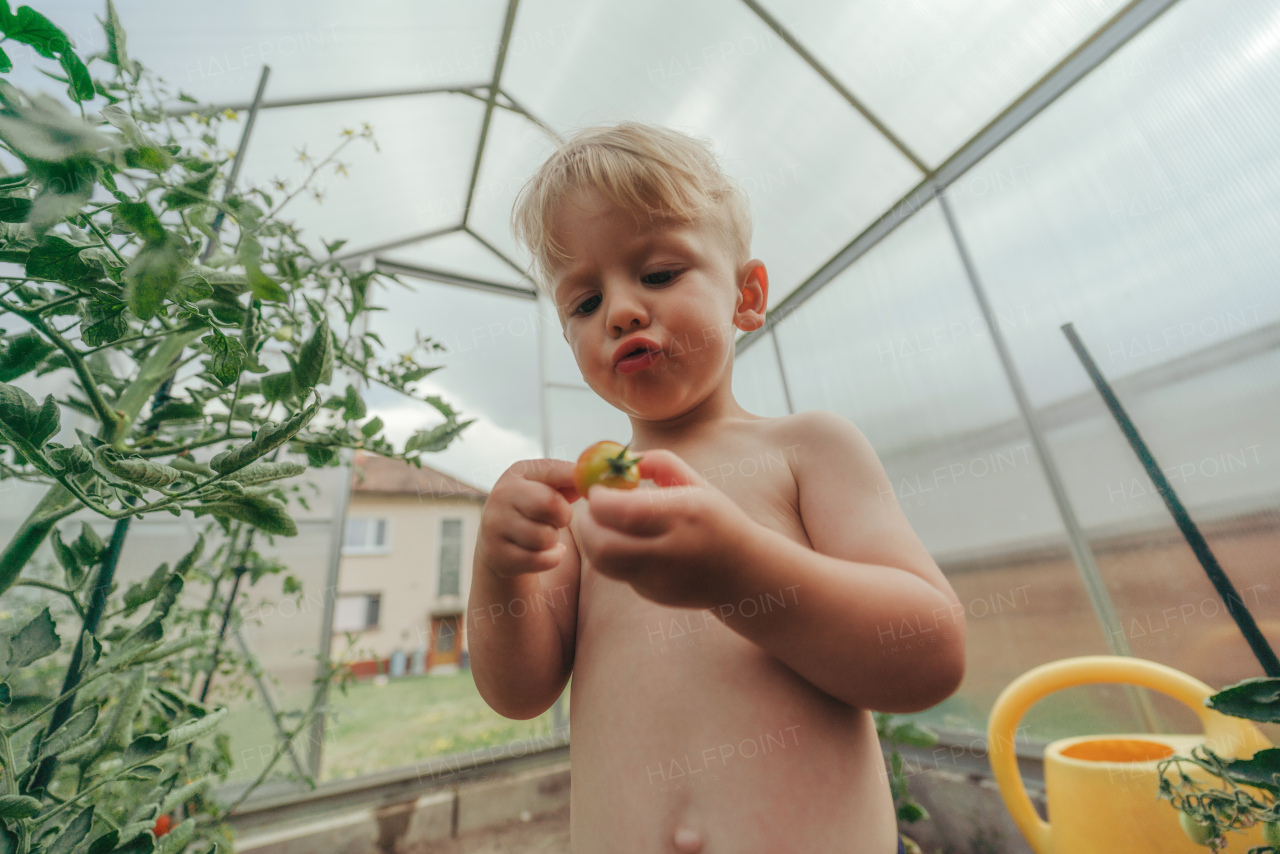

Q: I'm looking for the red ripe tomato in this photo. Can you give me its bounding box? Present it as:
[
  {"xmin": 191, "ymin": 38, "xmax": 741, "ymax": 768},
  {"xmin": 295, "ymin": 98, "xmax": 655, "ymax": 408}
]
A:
[
  {"xmin": 153, "ymin": 814, "xmax": 172, "ymax": 838},
  {"xmin": 573, "ymin": 441, "xmax": 642, "ymax": 497}
]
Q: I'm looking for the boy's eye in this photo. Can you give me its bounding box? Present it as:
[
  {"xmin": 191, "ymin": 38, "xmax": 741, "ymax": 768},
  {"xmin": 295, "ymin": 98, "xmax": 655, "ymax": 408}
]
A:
[
  {"xmin": 575, "ymin": 294, "xmax": 602, "ymax": 315},
  {"xmin": 641, "ymin": 270, "xmax": 676, "ymax": 286}
]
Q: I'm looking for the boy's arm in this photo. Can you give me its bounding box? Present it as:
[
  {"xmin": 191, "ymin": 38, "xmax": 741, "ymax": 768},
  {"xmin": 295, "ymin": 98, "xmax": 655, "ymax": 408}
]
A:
[
  {"xmin": 467, "ymin": 463, "xmax": 582, "ymax": 721},
  {"xmin": 720, "ymin": 410, "xmax": 965, "ymax": 713}
]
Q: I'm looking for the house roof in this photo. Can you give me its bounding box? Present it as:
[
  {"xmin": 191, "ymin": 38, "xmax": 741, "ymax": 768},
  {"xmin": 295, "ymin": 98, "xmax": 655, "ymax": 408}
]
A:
[{"xmin": 350, "ymin": 453, "xmax": 487, "ymax": 500}]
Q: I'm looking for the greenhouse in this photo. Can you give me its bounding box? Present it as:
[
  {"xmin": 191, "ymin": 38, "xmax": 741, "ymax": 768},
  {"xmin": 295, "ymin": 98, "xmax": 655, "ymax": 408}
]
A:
[{"xmin": 0, "ymin": 0, "xmax": 1277, "ymax": 851}]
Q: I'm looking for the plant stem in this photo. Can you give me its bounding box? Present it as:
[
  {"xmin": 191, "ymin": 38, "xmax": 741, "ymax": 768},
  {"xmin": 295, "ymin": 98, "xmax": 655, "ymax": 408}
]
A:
[
  {"xmin": 0, "ymin": 485, "xmax": 81, "ymax": 597},
  {"xmin": 34, "ymin": 294, "xmax": 82, "ymax": 316},
  {"xmin": 80, "ymin": 331, "xmax": 168, "ymax": 355},
  {"xmin": 79, "ymin": 214, "xmax": 128, "ymax": 268},
  {"xmin": 131, "ymin": 432, "xmax": 251, "ymax": 460},
  {"xmin": 23, "ymin": 313, "xmax": 121, "ymax": 437},
  {"xmin": 0, "ymin": 729, "xmax": 30, "ymax": 853},
  {"xmin": 112, "ymin": 329, "xmax": 204, "ymax": 434},
  {"xmin": 5, "ymin": 664, "xmax": 115, "ymax": 737},
  {"xmin": 13, "ymin": 581, "xmax": 86, "ymax": 619},
  {"xmin": 26, "ymin": 516, "xmax": 132, "ymax": 795},
  {"xmin": 198, "ymin": 548, "xmax": 250, "ymax": 703}
]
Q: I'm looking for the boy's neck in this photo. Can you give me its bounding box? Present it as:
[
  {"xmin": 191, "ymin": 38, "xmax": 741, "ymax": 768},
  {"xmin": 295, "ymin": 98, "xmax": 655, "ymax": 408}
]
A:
[{"xmin": 625, "ymin": 377, "xmax": 750, "ymax": 451}]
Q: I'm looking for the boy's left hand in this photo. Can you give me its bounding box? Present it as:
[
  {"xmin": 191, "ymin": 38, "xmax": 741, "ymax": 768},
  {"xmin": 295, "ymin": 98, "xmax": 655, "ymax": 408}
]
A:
[{"xmin": 576, "ymin": 449, "xmax": 756, "ymax": 610}]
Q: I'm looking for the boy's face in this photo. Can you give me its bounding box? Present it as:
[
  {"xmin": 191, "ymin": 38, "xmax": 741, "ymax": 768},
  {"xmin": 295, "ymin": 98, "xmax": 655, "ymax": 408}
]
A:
[{"xmin": 548, "ymin": 188, "xmax": 767, "ymax": 423}]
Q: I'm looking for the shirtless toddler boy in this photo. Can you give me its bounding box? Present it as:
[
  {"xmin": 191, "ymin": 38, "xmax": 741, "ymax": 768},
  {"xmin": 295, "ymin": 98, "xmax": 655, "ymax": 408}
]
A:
[{"xmin": 468, "ymin": 122, "xmax": 966, "ymax": 853}]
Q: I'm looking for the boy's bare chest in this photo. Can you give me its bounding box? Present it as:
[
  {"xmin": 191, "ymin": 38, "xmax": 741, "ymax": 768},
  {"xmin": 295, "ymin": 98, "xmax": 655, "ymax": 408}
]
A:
[
  {"xmin": 673, "ymin": 439, "xmax": 810, "ymax": 546},
  {"xmin": 568, "ymin": 436, "xmax": 810, "ymax": 642}
]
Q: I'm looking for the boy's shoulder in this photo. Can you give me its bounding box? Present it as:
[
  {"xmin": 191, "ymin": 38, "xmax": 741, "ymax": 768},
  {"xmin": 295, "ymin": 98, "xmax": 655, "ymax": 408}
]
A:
[
  {"xmin": 754, "ymin": 408, "xmax": 870, "ymax": 456},
  {"xmin": 755, "ymin": 408, "xmax": 885, "ymax": 488}
]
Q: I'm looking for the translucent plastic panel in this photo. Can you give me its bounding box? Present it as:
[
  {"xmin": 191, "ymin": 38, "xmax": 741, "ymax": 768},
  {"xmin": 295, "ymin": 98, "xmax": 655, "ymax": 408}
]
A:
[
  {"xmin": 546, "ymin": 386, "xmax": 633, "ymax": 463},
  {"xmin": 39, "ymin": 1, "xmax": 508, "ymax": 104},
  {"xmin": 948, "ymin": 0, "xmax": 1280, "ymax": 692},
  {"xmin": 381, "ymin": 230, "xmax": 526, "ymax": 285},
  {"xmin": 732, "ymin": 332, "xmax": 791, "ymax": 418},
  {"xmin": 772, "ymin": 199, "xmax": 1120, "ymax": 737},
  {"xmin": 775, "ymin": 202, "xmax": 1021, "ymax": 459},
  {"xmin": 468, "ymin": 107, "xmax": 556, "ymax": 270},
  {"xmin": 487, "ymin": 0, "xmax": 921, "ymax": 304},
  {"xmin": 948, "ymin": 0, "xmax": 1280, "ymax": 410},
  {"xmin": 538, "ymin": 292, "xmax": 590, "ymax": 389},
  {"xmin": 222, "ymin": 94, "xmax": 484, "ymax": 256},
  {"xmin": 363, "ymin": 278, "xmax": 542, "ymax": 490},
  {"xmin": 757, "ymin": 0, "xmax": 1125, "ymax": 166}
]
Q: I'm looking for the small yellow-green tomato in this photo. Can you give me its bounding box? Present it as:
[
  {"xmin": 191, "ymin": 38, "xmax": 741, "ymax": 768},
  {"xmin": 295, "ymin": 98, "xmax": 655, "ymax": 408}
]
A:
[
  {"xmin": 1262, "ymin": 820, "xmax": 1280, "ymax": 849},
  {"xmin": 1178, "ymin": 811, "xmax": 1218, "ymax": 846}
]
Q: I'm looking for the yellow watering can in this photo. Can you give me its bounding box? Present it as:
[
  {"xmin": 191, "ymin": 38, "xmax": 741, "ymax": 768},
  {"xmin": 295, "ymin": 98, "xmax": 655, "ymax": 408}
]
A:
[{"xmin": 987, "ymin": 656, "xmax": 1272, "ymax": 853}]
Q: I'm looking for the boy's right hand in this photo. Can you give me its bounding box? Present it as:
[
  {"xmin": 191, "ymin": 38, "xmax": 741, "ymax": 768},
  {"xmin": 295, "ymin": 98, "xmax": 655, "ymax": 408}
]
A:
[{"xmin": 477, "ymin": 459, "xmax": 580, "ymax": 580}]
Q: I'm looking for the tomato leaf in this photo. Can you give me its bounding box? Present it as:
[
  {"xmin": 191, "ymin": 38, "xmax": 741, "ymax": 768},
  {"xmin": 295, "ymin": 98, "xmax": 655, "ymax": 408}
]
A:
[
  {"xmin": 205, "ymin": 328, "xmax": 246, "ymax": 387},
  {"xmin": 4, "ymin": 6, "xmax": 68, "ymax": 59},
  {"xmin": 1206, "ymin": 677, "xmax": 1280, "ymax": 724},
  {"xmin": 0, "ymin": 330, "xmax": 55, "ymax": 382},
  {"xmin": 58, "ymin": 50, "xmax": 94, "ymax": 102},
  {"xmin": 292, "ymin": 317, "xmax": 332, "ymax": 393},
  {"xmin": 6, "ymin": 607, "xmax": 60, "ymax": 668},
  {"xmin": 25, "ymin": 233, "xmax": 105, "ymax": 284},
  {"xmin": 0, "ymin": 795, "xmax": 42, "ymax": 820},
  {"xmin": 124, "ymin": 235, "xmax": 185, "ymax": 320},
  {"xmin": 193, "ymin": 493, "xmax": 297, "ymax": 536},
  {"xmin": 0, "ymin": 381, "xmax": 60, "ymax": 447}
]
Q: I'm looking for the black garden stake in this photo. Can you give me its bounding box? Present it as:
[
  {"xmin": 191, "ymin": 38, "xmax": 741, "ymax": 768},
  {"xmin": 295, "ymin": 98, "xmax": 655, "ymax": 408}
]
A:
[{"xmin": 1061, "ymin": 322, "xmax": 1279, "ymax": 677}]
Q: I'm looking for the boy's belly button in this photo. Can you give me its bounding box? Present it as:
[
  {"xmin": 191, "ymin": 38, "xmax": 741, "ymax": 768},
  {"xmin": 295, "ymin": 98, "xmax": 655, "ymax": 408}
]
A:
[{"xmin": 673, "ymin": 825, "xmax": 704, "ymax": 852}]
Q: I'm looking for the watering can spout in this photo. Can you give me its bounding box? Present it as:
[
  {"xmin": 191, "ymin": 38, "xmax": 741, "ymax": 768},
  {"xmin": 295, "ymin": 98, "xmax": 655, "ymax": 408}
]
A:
[{"xmin": 987, "ymin": 656, "xmax": 1271, "ymax": 854}]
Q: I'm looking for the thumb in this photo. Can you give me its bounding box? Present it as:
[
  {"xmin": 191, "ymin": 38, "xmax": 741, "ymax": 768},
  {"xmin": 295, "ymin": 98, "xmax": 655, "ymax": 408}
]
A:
[{"xmin": 636, "ymin": 448, "xmax": 706, "ymax": 489}]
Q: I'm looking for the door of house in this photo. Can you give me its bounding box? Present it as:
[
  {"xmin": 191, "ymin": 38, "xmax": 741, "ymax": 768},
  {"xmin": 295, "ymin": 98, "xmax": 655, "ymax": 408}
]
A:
[{"xmin": 428, "ymin": 614, "xmax": 460, "ymax": 670}]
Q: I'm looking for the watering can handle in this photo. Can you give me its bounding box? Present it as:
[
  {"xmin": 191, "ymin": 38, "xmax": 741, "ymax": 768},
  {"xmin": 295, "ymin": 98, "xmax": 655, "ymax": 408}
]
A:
[{"xmin": 986, "ymin": 655, "xmax": 1267, "ymax": 854}]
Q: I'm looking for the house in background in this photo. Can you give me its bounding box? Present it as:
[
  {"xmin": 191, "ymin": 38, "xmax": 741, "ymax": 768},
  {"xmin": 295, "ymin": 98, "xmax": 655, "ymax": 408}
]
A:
[{"xmin": 332, "ymin": 452, "xmax": 486, "ymax": 677}]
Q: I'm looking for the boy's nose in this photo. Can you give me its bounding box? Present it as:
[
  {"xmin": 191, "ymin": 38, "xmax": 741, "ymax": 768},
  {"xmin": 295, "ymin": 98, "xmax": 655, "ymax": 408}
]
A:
[{"xmin": 605, "ymin": 291, "xmax": 649, "ymax": 335}]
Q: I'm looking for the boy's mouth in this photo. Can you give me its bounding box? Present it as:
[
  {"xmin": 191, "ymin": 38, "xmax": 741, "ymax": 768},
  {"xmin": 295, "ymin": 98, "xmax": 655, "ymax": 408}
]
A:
[{"xmin": 613, "ymin": 337, "xmax": 663, "ymax": 374}]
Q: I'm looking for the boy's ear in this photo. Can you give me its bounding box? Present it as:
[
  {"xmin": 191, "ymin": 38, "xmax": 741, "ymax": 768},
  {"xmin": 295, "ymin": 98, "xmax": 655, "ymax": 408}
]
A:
[{"xmin": 733, "ymin": 260, "xmax": 768, "ymax": 333}]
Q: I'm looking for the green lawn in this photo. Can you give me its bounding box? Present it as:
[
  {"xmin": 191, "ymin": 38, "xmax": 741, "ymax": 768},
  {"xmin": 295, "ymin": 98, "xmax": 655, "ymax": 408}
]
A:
[{"xmin": 219, "ymin": 670, "xmax": 570, "ymax": 785}]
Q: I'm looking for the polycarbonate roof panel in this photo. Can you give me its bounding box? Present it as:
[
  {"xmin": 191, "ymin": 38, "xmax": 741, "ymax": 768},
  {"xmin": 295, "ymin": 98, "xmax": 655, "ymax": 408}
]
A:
[
  {"xmin": 756, "ymin": 0, "xmax": 1127, "ymax": 166},
  {"xmin": 380, "ymin": 231, "xmax": 526, "ymax": 285},
  {"xmin": 79, "ymin": 1, "xmax": 508, "ymax": 103},
  {"xmin": 222, "ymin": 94, "xmax": 484, "ymax": 255},
  {"xmin": 466, "ymin": 106, "xmax": 553, "ymax": 270},
  {"xmin": 773, "ymin": 200, "xmax": 1020, "ymax": 456},
  {"xmin": 946, "ymin": 0, "xmax": 1280, "ymax": 409},
  {"xmin": 489, "ymin": 0, "xmax": 922, "ymax": 304}
]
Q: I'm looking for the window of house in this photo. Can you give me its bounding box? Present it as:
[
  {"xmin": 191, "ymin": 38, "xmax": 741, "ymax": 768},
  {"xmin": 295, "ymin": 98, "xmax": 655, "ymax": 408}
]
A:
[
  {"xmin": 343, "ymin": 517, "xmax": 389, "ymax": 554},
  {"xmin": 334, "ymin": 593, "xmax": 381, "ymax": 632},
  {"xmin": 438, "ymin": 518, "xmax": 462, "ymax": 597}
]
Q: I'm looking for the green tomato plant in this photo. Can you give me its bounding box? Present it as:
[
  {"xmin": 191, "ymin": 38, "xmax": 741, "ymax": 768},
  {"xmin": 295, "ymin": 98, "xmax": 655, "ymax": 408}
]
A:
[
  {"xmin": 0, "ymin": 2, "xmax": 472, "ymax": 851},
  {"xmin": 875, "ymin": 712, "xmax": 937, "ymax": 844},
  {"xmin": 1159, "ymin": 676, "xmax": 1280, "ymax": 852}
]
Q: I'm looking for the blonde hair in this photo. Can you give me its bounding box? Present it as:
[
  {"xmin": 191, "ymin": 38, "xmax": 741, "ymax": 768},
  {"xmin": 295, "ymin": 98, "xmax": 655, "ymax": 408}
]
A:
[{"xmin": 511, "ymin": 121, "xmax": 752, "ymax": 295}]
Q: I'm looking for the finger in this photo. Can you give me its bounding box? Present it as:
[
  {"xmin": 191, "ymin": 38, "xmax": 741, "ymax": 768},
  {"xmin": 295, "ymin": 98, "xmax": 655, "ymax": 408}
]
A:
[
  {"xmin": 577, "ymin": 513, "xmax": 649, "ymax": 580},
  {"xmin": 587, "ymin": 484, "xmax": 671, "ymax": 537},
  {"xmin": 488, "ymin": 539, "xmax": 565, "ymax": 576},
  {"xmin": 500, "ymin": 516, "xmax": 562, "ymax": 553},
  {"xmin": 635, "ymin": 448, "xmax": 706, "ymax": 489},
  {"xmin": 512, "ymin": 457, "xmax": 579, "ymax": 493},
  {"xmin": 509, "ymin": 479, "xmax": 574, "ymax": 527}
]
